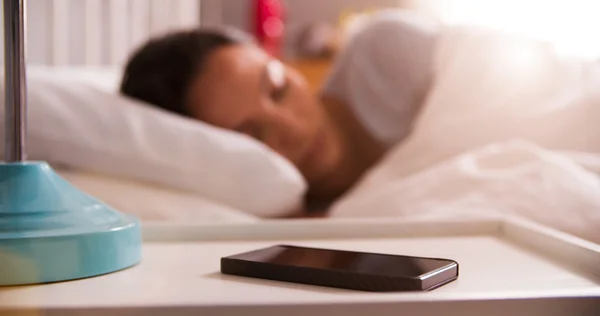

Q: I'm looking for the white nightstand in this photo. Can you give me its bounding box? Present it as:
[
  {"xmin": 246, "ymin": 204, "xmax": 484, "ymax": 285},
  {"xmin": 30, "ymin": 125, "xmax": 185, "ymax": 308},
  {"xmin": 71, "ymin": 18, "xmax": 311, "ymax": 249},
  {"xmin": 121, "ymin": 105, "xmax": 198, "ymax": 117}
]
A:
[{"xmin": 1, "ymin": 217, "xmax": 599, "ymax": 315}]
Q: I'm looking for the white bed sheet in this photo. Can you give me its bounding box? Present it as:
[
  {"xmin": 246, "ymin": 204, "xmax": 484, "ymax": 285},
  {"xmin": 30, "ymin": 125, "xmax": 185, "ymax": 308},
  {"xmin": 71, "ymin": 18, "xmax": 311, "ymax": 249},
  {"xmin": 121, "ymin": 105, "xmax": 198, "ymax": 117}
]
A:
[
  {"xmin": 330, "ymin": 141, "xmax": 600, "ymax": 244},
  {"xmin": 58, "ymin": 168, "xmax": 257, "ymax": 223},
  {"xmin": 330, "ymin": 27, "xmax": 600, "ymax": 244}
]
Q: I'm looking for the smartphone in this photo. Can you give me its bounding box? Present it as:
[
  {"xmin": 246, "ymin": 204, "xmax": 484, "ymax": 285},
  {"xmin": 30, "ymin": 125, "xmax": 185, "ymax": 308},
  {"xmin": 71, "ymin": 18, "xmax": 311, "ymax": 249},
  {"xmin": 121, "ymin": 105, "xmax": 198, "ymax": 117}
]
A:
[{"xmin": 221, "ymin": 245, "xmax": 458, "ymax": 292}]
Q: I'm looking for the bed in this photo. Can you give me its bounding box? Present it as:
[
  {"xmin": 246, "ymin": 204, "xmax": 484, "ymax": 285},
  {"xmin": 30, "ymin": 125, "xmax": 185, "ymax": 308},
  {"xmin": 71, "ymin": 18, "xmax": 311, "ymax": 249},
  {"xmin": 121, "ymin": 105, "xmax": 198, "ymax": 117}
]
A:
[{"xmin": 2, "ymin": 1, "xmax": 600, "ymax": 246}]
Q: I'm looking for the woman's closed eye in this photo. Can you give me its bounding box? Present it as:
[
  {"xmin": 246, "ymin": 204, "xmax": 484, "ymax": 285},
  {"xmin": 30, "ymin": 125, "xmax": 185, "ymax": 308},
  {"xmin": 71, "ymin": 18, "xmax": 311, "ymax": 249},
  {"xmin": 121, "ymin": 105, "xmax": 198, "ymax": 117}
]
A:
[
  {"xmin": 266, "ymin": 60, "xmax": 289, "ymax": 104},
  {"xmin": 270, "ymin": 81, "xmax": 289, "ymax": 103}
]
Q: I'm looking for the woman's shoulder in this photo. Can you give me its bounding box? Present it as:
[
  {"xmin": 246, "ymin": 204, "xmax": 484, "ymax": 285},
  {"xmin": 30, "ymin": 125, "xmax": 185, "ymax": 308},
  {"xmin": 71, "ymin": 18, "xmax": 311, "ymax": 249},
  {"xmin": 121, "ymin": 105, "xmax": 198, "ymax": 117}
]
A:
[
  {"xmin": 322, "ymin": 9, "xmax": 441, "ymax": 147},
  {"xmin": 324, "ymin": 9, "xmax": 440, "ymax": 88},
  {"xmin": 326, "ymin": 9, "xmax": 441, "ymax": 90}
]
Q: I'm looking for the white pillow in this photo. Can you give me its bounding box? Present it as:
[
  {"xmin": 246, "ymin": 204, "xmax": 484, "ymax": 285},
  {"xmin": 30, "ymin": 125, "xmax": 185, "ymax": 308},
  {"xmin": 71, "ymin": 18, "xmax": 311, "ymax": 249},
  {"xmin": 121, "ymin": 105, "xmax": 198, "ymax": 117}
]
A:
[{"xmin": 0, "ymin": 67, "xmax": 307, "ymax": 217}]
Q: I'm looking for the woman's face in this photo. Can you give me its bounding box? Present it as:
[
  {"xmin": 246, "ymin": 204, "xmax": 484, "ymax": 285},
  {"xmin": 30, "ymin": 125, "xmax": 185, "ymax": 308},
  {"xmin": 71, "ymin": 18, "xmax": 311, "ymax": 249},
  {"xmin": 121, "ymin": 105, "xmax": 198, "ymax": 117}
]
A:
[{"xmin": 185, "ymin": 44, "xmax": 344, "ymax": 185}]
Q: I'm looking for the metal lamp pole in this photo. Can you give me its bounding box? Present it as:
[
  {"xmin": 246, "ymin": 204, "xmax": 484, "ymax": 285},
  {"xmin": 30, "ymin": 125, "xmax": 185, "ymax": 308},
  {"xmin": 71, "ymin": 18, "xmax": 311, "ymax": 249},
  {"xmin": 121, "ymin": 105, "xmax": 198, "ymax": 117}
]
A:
[{"xmin": 4, "ymin": 0, "xmax": 27, "ymax": 162}]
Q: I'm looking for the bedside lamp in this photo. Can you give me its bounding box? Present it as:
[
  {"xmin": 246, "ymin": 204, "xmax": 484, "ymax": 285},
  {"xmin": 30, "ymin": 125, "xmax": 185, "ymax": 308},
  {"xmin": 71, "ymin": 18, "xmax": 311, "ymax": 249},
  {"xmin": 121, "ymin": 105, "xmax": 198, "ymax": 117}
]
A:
[{"xmin": 0, "ymin": 0, "xmax": 142, "ymax": 286}]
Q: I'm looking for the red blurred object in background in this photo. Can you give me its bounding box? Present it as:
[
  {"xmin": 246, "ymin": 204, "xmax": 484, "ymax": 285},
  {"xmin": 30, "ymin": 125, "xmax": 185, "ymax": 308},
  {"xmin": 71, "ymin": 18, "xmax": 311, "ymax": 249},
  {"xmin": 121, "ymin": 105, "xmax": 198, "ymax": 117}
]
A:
[{"xmin": 253, "ymin": 0, "xmax": 286, "ymax": 57}]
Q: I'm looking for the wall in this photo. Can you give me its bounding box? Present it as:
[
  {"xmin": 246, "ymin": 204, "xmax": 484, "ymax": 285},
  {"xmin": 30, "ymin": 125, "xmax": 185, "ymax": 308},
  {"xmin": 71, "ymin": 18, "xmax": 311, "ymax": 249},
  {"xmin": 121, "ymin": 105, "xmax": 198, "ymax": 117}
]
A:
[
  {"xmin": 201, "ymin": 0, "xmax": 408, "ymax": 57},
  {"xmin": 1, "ymin": 0, "xmax": 201, "ymax": 66}
]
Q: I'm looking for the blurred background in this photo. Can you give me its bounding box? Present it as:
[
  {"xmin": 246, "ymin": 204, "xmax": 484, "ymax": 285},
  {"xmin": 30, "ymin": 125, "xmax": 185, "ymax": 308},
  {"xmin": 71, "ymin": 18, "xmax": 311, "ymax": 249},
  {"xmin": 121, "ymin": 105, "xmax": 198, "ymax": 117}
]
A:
[
  {"xmin": 3, "ymin": 0, "xmax": 599, "ymax": 66},
  {"xmin": 202, "ymin": 0, "xmax": 600, "ymax": 60}
]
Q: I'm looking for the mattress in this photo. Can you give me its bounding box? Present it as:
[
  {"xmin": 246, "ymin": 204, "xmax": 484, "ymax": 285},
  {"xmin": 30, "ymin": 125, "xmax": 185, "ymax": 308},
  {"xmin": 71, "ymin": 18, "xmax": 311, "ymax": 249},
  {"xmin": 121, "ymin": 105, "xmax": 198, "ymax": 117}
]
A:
[{"xmin": 58, "ymin": 168, "xmax": 257, "ymax": 223}]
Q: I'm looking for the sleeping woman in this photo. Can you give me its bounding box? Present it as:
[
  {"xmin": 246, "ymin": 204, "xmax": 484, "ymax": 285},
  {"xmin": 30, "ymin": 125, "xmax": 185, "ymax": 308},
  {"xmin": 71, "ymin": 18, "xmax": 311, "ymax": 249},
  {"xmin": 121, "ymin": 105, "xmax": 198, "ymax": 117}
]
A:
[{"xmin": 119, "ymin": 10, "xmax": 440, "ymax": 210}]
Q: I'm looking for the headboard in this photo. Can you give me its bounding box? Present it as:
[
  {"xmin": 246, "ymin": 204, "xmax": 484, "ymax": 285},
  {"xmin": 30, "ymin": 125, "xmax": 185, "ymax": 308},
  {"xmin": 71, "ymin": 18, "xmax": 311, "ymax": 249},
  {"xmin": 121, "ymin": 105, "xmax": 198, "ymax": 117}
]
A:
[{"xmin": 7, "ymin": 0, "xmax": 201, "ymax": 67}]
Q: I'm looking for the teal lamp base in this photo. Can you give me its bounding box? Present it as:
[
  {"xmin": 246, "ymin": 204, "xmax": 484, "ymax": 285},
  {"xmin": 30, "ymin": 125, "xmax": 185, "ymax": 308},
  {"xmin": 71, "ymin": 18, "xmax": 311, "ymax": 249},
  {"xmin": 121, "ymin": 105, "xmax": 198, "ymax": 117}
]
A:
[{"xmin": 0, "ymin": 162, "xmax": 142, "ymax": 286}]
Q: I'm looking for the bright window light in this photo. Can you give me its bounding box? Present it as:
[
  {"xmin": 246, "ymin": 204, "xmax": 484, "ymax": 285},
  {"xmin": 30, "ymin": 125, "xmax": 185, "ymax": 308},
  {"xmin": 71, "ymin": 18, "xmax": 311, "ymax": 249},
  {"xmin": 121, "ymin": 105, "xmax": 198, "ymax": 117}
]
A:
[{"xmin": 423, "ymin": 0, "xmax": 600, "ymax": 59}]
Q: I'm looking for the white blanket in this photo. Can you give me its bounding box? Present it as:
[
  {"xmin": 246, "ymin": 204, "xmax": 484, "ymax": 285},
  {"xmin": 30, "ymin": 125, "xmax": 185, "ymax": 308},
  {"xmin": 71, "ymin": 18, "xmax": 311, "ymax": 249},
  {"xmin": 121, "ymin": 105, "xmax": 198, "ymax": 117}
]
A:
[{"xmin": 330, "ymin": 27, "xmax": 600, "ymax": 244}]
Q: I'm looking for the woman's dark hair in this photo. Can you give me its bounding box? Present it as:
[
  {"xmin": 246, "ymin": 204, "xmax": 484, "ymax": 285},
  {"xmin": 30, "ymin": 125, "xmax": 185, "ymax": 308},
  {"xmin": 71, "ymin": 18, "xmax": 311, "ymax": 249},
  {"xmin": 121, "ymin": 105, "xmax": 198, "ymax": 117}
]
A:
[{"xmin": 120, "ymin": 28, "xmax": 252, "ymax": 116}]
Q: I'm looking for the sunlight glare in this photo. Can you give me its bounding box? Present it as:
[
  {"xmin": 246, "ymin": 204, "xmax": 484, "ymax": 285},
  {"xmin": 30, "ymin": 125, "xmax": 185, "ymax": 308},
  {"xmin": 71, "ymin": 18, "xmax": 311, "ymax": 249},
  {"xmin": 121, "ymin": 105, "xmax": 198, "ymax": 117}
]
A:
[{"xmin": 426, "ymin": 0, "xmax": 600, "ymax": 59}]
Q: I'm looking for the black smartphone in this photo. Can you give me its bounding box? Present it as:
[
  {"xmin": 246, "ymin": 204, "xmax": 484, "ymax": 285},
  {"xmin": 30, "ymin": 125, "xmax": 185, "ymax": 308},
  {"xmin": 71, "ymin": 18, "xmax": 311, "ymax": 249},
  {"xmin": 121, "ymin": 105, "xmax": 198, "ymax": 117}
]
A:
[{"xmin": 221, "ymin": 245, "xmax": 458, "ymax": 292}]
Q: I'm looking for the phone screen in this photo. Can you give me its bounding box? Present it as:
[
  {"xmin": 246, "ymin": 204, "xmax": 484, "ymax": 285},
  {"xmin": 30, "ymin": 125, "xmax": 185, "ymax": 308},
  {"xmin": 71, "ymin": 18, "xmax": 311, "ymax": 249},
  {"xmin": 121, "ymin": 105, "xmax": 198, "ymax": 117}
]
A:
[{"xmin": 234, "ymin": 245, "xmax": 452, "ymax": 278}]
